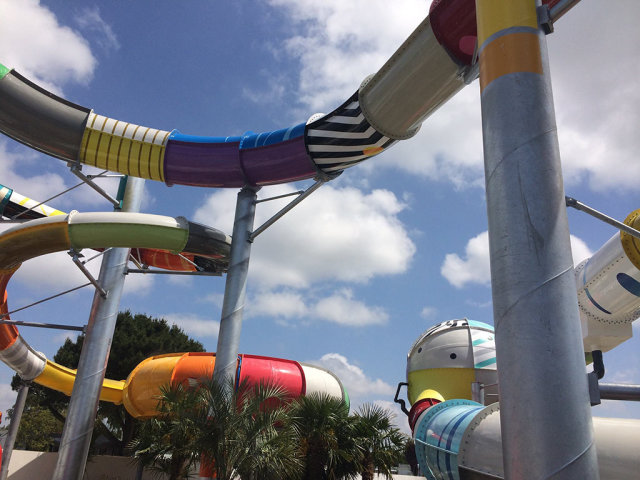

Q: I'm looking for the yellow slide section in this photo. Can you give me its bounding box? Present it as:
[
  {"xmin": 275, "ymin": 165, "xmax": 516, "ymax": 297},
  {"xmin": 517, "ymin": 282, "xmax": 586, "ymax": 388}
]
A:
[{"xmin": 36, "ymin": 361, "xmax": 125, "ymax": 404}]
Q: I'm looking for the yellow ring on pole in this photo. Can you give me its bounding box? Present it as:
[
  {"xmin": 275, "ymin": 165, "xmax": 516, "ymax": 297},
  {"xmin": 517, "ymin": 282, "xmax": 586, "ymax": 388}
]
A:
[
  {"xmin": 476, "ymin": 0, "xmax": 538, "ymax": 44},
  {"xmin": 621, "ymin": 209, "xmax": 640, "ymax": 270},
  {"xmin": 479, "ymin": 33, "xmax": 542, "ymax": 92}
]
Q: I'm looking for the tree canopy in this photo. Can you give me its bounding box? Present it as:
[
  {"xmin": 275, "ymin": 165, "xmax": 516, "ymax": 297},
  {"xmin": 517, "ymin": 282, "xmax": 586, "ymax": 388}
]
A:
[{"xmin": 10, "ymin": 310, "xmax": 205, "ymax": 454}]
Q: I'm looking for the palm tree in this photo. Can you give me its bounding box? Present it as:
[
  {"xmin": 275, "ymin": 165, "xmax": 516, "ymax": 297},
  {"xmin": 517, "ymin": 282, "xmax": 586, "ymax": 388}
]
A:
[
  {"xmin": 130, "ymin": 377, "xmax": 303, "ymax": 480},
  {"xmin": 291, "ymin": 393, "xmax": 357, "ymax": 480},
  {"xmin": 128, "ymin": 382, "xmax": 203, "ymax": 480},
  {"xmin": 351, "ymin": 404, "xmax": 406, "ymax": 480}
]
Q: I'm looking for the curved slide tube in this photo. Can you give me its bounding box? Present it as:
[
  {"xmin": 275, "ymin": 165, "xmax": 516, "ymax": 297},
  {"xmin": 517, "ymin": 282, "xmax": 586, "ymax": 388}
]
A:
[
  {"xmin": 0, "ymin": 211, "xmax": 230, "ymax": 395},
  {"xmin": 0, "ymin": 184, "xmax": 228, "ymax": 273},
  {"xmin": 413, "ymin": 400, "xmax": 640, "ymax": 480},
  {"xmin": 575, "ymin": 208, "xmax": 640, "ymax": 353},
  {"xmin": 122, "ymin": 352, "xmax": 347, "ymax": 418},
  {"xmin": 0, "ymin": 1, "xmax": 563, "ymax": 189}
]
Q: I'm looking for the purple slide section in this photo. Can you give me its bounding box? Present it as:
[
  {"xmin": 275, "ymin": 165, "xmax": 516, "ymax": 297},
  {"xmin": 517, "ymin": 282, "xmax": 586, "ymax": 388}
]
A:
[{"xmin": 164, "ymin": 136, "xmax": 317, "ymax": 187}]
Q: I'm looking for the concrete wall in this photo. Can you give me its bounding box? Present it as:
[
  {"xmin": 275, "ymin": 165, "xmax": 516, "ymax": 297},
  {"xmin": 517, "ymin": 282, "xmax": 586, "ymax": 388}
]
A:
[
  {"xmin": 6, "ymin": 450, "xmax": 421, "ymax": 479},
  {"xmin": 6, "ymin": 450, "xmax": 166, "ymax": 480}
]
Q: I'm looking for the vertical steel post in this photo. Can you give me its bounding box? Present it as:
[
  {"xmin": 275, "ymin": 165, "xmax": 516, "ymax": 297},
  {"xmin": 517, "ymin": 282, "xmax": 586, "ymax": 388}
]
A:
[
  {"xmin": 475, "ymin": 1, "xmax": 599, "ymax": 478},
  {"xmin": 0, "ymin": 382, "xmax": 29, "ymax": 480},
  {"xmin": 52, "ymin": 176, "xmax": 144, "ymax": 480},
  {"xmin": 212, "ymin": 186, "xmax": 258, "ymax": 385}
]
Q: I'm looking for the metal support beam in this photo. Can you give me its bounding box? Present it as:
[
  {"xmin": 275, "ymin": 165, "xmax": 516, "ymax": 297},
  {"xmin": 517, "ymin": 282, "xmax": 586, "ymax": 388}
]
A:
[
  {"xmin": 475, "ymin": 1, "xmax": 598, "ymax": 478},
  {"xmin": 0, "ymin": 319, "xmax": 85, "ymax": 332},
  {"xmin": 599, "ymin": 383, "xmax": 640, "ymax": 401},
  {"xmin": 566, "ymin": 196, "xmax": 640, "ymax": 240},
  {"xmin": 67, "ymin": 163, "xmax": 121, "ymax": 208},
  {"xmin": 549, "ymin": 0, "xmax": 584, "ymax": 22},
  {"xmin": 126, "ymin": 268, "xmax": 221, "ymax": 277},
  {"xmin": 52, "ymin": 176, "xmax": 144, "ymax": 480},
  {"xmin": 249, "ymin": 179, "xmax": 324, "ymax": 241},
  {"xmin": 69, "ymin": 250, "xmax": 107, "ymax": 298},
  {"xmin": 0, "ymin": 382, "xmax": 30, "ymax": 480},
  {"xmin": 213, "ymin": 186, "xmax": 258, "ymax": 386},
  {"xmin": 0, "ymin": 282, "xmax": 91, "ymax": 320}
]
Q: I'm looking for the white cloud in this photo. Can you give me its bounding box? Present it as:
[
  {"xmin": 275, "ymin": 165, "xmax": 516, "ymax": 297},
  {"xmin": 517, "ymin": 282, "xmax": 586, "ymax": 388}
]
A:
[
  {"xmin": 312, "ymin": 289, "xmax": 388, "ymax": 326},
  {"xmin": 441, "ymin": 231, "xmax": 491, "ymax": 288},
  {"xmin": 265, "ymin": 0, "xmax": 640, "ymax": 193},
  {"xmin": 308, "ymin": 353, "xmax": 410, "ymax": 432},
  {"xmin": 441, "ymin": 231, "xmax": 593, "ymax": 288},
  {"xmin": 249, "ymin": 289, "xmax": 389, "ymax": 327},
  {"xmin": 74, "ymin": 6, "xmax": 120, "ymax": 52},
  {"xmin": 164, "ymin": 313, "xmax": 220, "ymax": 339},
  {"xmin": 420, "ymin": 306, "xmax": 436, "ymax": 319},
  {"xmin": 194, "ymin": 184, "xmax": 415, "ymax": 289},
  {"xmin": 0, "ymin": 140, "xmax": 123, "ymax": 212},
  {"xmin": 310, "ymin": 352, "xmax": 394, "ymax": 399},
  {"xmin": 570, "ymin": 235, "xmax": 593, "ymax": 266},
  {"xmin": 268, "ymin": 0, "xmax": 425, "ymax": 111},
  {"xmin": 249, "ymin": 290, "xmax": 308, "ymax": 319},
  {"xmin": 548, "ymin": 1, "xmax": 640, "ymax": 192},
  {"xmin": 0, "ymin": 0, "xmax": 96, "ymax": 93}
]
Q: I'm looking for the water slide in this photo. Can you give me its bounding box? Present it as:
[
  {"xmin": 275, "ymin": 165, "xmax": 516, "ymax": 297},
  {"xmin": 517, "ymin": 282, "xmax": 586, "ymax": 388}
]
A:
[
  {"xmin": 0, "ymin": 0, "xmax": 638, "ymax": 476},
  {"xmin": 0, "ymin": 0, "xmax": 517, "ymax": 417},
  {"xmin": 0, "ymin": 188, "xmax": 347, "ymax": 416}
]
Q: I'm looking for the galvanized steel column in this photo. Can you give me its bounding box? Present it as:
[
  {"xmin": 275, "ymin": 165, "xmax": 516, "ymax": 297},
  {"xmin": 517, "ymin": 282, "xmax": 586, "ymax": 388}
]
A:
[
  {"xmin": 0, "ymin": 382, "xmax": 29, "ymax": 480},
  {"xmin": 212, "ymin": 186, "xmax": 258, "ymax": 385},
  {"xmin": 475, "ymin": 0, "xmax": 599, "ymax": 478},
  {"xmin": 52, "ymin": 176, "xmax": 144, "ymax": 480}
]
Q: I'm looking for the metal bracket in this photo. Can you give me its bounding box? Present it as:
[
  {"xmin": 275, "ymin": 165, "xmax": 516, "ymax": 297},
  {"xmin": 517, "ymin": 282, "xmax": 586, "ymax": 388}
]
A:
[
  {"xmin": 588, "ymin": 371, "xmax": 601, "ymax": 406},
  {"xmin": 67, "ymin": 163, "xmax": 122, "ymax": 209},
  {"xmin": 394, "ymin": 382, "xmax": 410, "ymax": 416},
  {"xmin": 126, "ymin": 268, "xmax": 222, "ymax": 277},
  {"xmin": 69, "ymin": 249, "xmax": 107, "ymax": 298},
  {"xmin": 566, "ymin": 196, "xmax": 640, "ymax": 240},
  {"xmin": 0, "ymin": 319, "xmax": 85, "ymax": 333},
  {"xmin": 248, "ymin": 178, "xmax": 327, "ymax": 242},
  {"xmin": 0, "ymin": 282, "xmax": 92, "ymax": 326},
  {"xmin": 538, "ymin": 5, "xmax": 554, "ymax": 34},
  {"xmin": 549, "ymin": 0, "xmax": 583, "ymax": 24}
]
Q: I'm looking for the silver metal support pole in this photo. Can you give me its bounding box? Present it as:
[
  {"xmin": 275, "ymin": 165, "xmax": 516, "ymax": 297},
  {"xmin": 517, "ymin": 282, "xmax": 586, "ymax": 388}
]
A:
[
  {"xmin": 471, "ymin": 382, "xmax": 484, "ymax": 404},
  {"xmin": 475, "ymin": 1, "xmax": 598, "ymax": 478},
  {"xmin": 599, "ymin": 383, "xmax": 640, "ymax": 402},
  {"xmin": 52, "ymin": 176, "xmax": 144, "ymax": 480},
  {"xmin": 212, "ymin": 186, "xmax": 258, "ymax": 385},
  {"xmin": 0, "ymin": 382, "xmax": 29, "ymax": 480}
]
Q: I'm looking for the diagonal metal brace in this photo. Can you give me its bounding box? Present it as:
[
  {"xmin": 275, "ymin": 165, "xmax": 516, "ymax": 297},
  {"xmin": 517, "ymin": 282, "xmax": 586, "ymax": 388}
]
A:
[
  {"xmin": 566, "ymin": 196, "xmax": 640, "ymax": 240},
  {"xmin": 69, "ymin": 249, "xmax": 107, "ymax": 298},
  {"xmin": 67, "ymin": 163, "xmax": 122, "ymax": 209},
  {"xmin": 249, "ymin": 179, "xmax": 326, "ymax": 242}
]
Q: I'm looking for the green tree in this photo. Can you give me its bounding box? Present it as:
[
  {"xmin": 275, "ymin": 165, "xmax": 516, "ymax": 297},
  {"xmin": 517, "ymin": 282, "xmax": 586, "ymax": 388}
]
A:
[
  {"xmin": 11, "ymin": 311, "xmax": 204, "ymax": 454},
  {"xmin": 5, "ymin": 395, "xmax": 63, "ymax": 451},
  {"xmin": 352, "ymin": 404, "xmax": 406, "ymax": 480},
  {"xmin": 291, "ymin": 393, "xmax": 358, "ymax": 480}
]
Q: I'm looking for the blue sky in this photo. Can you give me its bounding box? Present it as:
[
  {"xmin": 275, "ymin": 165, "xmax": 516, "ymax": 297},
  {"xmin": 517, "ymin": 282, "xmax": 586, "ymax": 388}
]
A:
[{"xmin": 0, "ymin": 0, "xmax": 639, "ymax": 431}]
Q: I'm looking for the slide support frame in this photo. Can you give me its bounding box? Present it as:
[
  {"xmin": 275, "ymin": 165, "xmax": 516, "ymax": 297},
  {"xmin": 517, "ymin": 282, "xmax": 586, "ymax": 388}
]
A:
[{"xmin": 476, "ymin": 0, "xmax": 599, "ymax": 478}]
